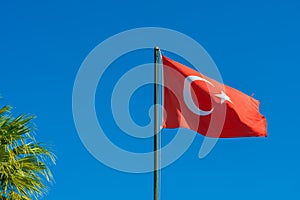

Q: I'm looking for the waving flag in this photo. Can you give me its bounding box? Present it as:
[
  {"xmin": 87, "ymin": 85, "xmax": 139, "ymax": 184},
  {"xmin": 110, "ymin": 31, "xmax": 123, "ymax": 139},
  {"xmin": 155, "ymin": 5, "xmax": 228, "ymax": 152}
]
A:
[{"xmin": 162, "ymin": 55, "xmax": 267, "ymax": 138}]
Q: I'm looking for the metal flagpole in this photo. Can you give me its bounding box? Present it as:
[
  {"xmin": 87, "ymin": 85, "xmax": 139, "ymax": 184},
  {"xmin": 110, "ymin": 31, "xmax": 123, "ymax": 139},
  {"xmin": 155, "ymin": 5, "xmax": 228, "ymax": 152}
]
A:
[{"xmin": 154, "ymin": 46, "xmax": 160, "ymax": 200}]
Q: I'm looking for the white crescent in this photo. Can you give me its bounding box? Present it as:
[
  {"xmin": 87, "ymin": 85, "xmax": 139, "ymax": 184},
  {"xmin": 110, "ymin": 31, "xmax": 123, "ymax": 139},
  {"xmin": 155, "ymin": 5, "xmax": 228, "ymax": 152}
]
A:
[{"xmin": 183, "ymin": 75, "xmax": 214, "ymax": 116}]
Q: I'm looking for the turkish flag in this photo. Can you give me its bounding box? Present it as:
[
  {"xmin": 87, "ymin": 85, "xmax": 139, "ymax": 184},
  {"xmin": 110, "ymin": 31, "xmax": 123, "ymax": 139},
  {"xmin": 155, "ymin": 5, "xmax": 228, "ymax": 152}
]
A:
[{"xmin": 162, "ymin": 55, "xmax": 267, "ymax": 138}]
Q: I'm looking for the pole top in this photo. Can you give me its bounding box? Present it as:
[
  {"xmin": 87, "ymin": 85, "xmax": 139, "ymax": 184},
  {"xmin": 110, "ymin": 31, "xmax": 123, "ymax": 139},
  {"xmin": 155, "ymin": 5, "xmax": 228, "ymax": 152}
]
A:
[{"xmin": 154, "ymin": 46, "xmax": 160, "ymax": 50}]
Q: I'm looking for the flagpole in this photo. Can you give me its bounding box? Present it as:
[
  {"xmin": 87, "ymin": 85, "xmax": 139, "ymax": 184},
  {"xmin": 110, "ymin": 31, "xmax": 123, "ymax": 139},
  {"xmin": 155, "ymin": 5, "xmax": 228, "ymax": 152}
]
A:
[{"xmin": 154, "ymin": 46, "xmax": 160, "ymax": 200}]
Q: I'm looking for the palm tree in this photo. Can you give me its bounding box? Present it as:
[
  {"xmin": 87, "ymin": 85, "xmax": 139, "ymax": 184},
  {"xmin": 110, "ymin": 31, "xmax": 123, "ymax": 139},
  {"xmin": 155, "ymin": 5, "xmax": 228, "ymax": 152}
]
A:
[{"xmin": 0, "ymin": 104, "xmax": 55, "ymax": 199}]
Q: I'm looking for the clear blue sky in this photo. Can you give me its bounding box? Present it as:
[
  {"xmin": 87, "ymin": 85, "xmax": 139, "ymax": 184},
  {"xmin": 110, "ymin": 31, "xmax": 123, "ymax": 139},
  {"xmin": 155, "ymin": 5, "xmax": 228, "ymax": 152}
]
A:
[{"xmin": 1, "ymin": 0, "xmax": 299, "ymax": 199}]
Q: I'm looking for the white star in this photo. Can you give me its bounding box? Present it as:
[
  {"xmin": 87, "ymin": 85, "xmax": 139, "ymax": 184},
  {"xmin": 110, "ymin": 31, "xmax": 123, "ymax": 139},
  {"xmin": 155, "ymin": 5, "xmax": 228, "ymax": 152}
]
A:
[{"xmin": 215, "ymin": 91, "xmax": 232, "ymax": 104}]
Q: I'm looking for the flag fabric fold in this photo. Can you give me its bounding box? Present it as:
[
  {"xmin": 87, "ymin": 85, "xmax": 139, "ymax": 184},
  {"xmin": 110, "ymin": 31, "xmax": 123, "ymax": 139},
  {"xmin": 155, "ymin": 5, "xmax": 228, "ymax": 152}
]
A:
[{"xmin": 162, "ymin": 55, "xmax": 267, "ymax": 138}]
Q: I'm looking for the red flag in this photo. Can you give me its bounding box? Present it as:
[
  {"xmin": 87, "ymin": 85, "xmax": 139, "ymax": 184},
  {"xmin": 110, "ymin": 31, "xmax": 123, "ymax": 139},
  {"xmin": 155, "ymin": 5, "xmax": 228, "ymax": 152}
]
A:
[{"xmin": 162, "ymin": 55, "xmax": 267, "ymax": 138}]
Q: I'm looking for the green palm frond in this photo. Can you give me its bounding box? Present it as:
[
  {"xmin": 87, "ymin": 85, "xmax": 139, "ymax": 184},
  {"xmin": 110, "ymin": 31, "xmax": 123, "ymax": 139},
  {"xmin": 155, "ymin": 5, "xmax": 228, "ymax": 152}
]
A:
[{"xmin": 0, "ymin": 104, "xmax": 55, "ymax": 199}]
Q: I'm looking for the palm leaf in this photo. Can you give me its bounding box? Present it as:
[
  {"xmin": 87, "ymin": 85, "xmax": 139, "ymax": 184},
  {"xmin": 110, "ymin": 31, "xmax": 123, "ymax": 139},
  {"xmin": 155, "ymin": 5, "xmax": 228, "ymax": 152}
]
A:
[{"xmin": 0, "ymin": 103, "xmax": 55, "ymax": 199}]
